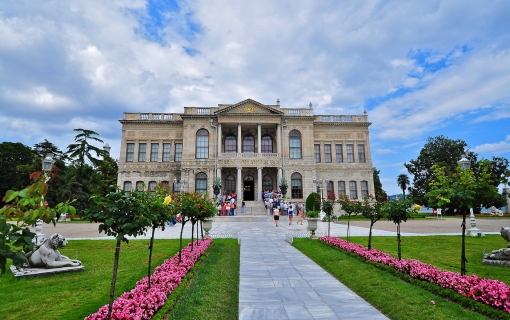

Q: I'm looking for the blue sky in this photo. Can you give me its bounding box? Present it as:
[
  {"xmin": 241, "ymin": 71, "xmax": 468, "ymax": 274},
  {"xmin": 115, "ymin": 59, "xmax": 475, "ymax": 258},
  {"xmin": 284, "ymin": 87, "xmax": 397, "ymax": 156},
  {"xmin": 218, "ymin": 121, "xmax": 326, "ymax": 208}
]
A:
[{"xmin": 0, "ymin": 0, "xmax": 509, "ymax": 196}]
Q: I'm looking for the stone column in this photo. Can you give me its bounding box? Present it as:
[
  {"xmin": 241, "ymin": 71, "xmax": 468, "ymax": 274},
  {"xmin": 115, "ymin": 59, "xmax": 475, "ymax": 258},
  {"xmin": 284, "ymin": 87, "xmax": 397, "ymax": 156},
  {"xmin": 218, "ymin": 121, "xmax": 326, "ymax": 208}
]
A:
[
  {"xmin": 134, "ymin": 140, "xmax": 140, "ymax": 162},
  {"xmin": 237, "ymin": 167, "xmax": 242, "ymax": 201},
  {"xmin": 217, "ymin": 123, "xmax": 222, "ymax": 155},
  {"xmin": 158, "ymin": 139, "xmax": 163, "ymax": 162},
  {"xmin": 237, "ymin": 123, "xmax": 242, "ymax": 154},
  {"xmin": 257, "ymin": 123, "xmax": 261, "ymax": 154},
  {"xmin": 277, "ymin": 168, "xmax": 282, "ymax": 188},
  {"xmin": 276, "ymin": 123, "xmax": 281, "ymax": 154},
  {"xmin": 257, "ymin": 167, "xmax": 263, "ymax": 201}
]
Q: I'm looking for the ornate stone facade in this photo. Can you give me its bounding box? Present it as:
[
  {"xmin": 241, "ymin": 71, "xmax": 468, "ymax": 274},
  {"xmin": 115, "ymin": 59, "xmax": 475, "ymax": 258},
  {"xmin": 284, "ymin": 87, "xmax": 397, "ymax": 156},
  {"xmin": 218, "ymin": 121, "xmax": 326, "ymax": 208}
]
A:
[{"xmin": 117, "ymin": 98, "xmax": 375, "ymax": 202}]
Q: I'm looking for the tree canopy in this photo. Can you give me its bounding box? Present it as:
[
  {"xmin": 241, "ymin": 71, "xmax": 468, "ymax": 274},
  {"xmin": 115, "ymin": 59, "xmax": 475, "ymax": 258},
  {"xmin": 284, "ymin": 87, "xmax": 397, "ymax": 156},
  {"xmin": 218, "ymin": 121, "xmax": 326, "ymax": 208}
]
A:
[{"xmin": 405, "ymin": 135, "xmax": 508, "ymax": 212}]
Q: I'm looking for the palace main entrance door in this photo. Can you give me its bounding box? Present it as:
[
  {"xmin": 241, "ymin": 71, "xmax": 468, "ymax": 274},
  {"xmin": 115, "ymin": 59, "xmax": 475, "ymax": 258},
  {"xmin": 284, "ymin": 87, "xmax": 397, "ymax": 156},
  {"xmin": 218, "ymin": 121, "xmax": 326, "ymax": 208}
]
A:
[{"xmin": 243, "ymin": 175, "xmax": 255, "ymax": 201}]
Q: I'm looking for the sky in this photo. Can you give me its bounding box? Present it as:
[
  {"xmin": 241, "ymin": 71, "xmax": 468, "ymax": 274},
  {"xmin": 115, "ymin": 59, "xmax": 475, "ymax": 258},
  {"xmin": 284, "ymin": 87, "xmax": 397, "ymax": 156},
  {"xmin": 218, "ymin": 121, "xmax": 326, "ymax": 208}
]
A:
[{"xmin": 1, "ymin": 0, "xmax": 509, "ymax": 196}]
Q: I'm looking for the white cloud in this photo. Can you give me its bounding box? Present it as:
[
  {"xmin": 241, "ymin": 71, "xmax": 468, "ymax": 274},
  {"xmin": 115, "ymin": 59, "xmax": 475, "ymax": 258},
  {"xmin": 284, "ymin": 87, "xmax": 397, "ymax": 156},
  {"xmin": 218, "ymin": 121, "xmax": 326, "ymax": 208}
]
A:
[
  {"xmin": 472, "ymin": 136, "xmax": 510, "ymax": 154},
  {"xmin": 375, "ymin": 148, "xmax": 395, "ymax": 155}
]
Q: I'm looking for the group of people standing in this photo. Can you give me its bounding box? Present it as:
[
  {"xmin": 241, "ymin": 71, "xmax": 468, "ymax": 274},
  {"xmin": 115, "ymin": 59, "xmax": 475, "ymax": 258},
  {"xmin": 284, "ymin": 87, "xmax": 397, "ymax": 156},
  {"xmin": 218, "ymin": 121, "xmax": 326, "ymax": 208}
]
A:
[
  {"xmin": 216, "ymin": 191, "xmax": 245, "ymax": 216},
  {"xmin": 263, "ymin": 189, "xmax": 304, "ymax": 227}
]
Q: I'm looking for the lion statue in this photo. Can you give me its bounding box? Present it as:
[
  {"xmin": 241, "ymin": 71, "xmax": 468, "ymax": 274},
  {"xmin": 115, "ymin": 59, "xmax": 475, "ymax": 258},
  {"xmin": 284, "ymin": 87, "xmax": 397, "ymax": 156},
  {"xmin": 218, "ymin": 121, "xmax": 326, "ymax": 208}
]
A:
[
  {"xmin": 490, "ymin": 206, "xmax": 504, "ymax": 216},
  {"xmin": 26, "ymin": 233, "xmax": 81, "ymax": 268}
]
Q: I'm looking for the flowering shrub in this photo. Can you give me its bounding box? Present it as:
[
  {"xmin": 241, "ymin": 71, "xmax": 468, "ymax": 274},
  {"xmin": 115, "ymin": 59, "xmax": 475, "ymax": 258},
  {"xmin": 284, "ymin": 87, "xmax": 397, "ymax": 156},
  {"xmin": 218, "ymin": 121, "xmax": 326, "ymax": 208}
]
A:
[
  {"xmin": 86, "ymin": 238, "xmax": 212, "ymax": 320},
  {"xmin": 320, "ymin": 236, "xmax": 510, "ymax": 313}
]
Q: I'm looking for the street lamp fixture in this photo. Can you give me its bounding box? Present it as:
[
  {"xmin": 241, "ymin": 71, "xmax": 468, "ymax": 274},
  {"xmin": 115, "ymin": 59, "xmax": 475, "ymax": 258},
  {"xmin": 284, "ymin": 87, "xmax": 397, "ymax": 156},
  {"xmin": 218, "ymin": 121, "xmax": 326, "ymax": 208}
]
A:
[
  {"xmin": 103, "ymin": 143, "xmax": 111, "ymax": 154},
  {"xmin": 173, "ymin": 178, "xmax": 188, "ymax": 193},
  {"xmin": 42, "ymin": 157, "xmax": 55, "ymax": 172},
  {"xmin": 313, "ymin": 178, "xmax": 329, "ymax": 220},
  {"xmin": 458, "ymin": 156, "xmax": 471, "ymax": 170}
]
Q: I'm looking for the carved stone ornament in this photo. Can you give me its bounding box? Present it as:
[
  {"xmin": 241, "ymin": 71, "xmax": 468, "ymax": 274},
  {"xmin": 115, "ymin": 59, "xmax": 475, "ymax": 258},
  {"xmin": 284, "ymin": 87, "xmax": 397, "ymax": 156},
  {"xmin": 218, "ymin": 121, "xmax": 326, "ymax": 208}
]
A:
[{"xmin": 483, "ymin": 227, "xmax": 510, "ymax": 266}]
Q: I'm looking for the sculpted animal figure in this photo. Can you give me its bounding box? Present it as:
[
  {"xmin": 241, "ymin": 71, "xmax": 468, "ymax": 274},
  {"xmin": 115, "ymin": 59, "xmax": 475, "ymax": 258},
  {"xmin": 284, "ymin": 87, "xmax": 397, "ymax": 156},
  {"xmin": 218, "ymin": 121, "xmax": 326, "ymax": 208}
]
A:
[
  {"xmin": 490, "ymin": 206, "xmax": 504, "ymax": 216},
  {"xmin": 26, "ymin": 233, "xmax": 81, "ymax": 268}
]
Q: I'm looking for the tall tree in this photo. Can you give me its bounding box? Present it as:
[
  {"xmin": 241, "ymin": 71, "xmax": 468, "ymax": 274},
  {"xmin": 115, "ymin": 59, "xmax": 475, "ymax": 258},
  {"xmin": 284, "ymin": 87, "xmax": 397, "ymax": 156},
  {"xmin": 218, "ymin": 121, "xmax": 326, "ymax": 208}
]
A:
[
  {"xmin": 66, "ymin": 129, "xmax": 106, "ymax": 184},
  {"xmin": 405, "ymin": 135, "xmax": 508, "ymax": 212},
  {"xmin": 397, "ymin": 174, "xmax": 410, "ymax": 199},
  {"xmin": 0, "ymin": 142, "xmax": 35, "ymax": 201},
  {"xmin": 92, "ymin": 154, "xmax": 119, "ymax": 197},
  {"xmin": 373, "ymin": 167, "xmax": 387, "ymax": 202},
  {"xmin": 33, "ymin": 139, "xmax": 65, "ymax": 161}
]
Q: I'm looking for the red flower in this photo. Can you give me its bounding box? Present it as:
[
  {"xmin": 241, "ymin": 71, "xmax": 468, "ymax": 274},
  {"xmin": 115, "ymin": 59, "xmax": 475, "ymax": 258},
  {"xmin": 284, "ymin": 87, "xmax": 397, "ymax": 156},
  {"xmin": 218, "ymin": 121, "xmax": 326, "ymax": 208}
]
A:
[{"xmin": 197, "ymin": 204, "xmax": 201, "ymax": 208}]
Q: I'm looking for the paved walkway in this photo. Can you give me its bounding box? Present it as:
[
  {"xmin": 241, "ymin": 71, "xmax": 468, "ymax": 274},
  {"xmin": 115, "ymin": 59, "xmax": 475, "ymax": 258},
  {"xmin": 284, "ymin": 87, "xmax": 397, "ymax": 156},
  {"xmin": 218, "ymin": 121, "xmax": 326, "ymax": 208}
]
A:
[{"xmin": 237, "ymin": 222, "xmax": 388, "ymax": 320}]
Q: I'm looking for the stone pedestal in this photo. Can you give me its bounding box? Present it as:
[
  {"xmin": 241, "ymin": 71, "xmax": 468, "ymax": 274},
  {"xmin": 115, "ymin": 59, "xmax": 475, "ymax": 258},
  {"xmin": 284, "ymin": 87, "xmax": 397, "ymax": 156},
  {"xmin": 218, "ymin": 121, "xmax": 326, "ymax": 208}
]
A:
[
  {"xmin": 467, "ymin": 208, "xmax": 484, "ymax": 237},
  {"xmin": 10, "ymin": 265, "xmax": 85, "ymax": 278},
  {"xmin": 503, "ymin": 188, "xmax": 510, "ymax": 214}
]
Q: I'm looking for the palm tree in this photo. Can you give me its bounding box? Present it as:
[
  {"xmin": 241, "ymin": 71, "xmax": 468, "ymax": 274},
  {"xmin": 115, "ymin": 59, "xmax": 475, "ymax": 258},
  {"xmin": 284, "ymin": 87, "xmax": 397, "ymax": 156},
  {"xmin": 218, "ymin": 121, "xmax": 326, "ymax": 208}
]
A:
[
  {"xmin": 397, "ymin": 174, "xmax": 410, "ymax": 199},
  {"xmin": 66, "ymin": 128, "xmax": 106, "ymax": 184}
]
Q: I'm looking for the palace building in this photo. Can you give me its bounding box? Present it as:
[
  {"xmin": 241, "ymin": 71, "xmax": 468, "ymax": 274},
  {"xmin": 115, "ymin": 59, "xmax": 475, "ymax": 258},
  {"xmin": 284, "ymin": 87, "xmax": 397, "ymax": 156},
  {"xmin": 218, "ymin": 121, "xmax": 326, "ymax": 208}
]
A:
[{"xmin": 117, "ymin": 98, "xmax": 375, "ymax": 202}]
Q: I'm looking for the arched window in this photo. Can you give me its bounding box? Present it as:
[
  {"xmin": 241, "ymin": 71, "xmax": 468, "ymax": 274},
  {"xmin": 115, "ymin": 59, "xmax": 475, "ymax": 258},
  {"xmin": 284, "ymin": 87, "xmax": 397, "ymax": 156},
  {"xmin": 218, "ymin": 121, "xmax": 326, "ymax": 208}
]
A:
[
  {"xmin": 196, "ymin": 129, "xmax": 209, "ymax": 159},
  {"xmin": 225, "ymin": 134, "xmax": 236, "ymax": 153},
  {"xmin": 291, "ymin": 172, "xmax": 303, "ymax": 199},
  {"xmin": 123, "ymin": 181, "xmax": 132, "ymax": 192},
  {"xmin": 327, "ymin": 181, "xmax": 335, "ymax": 199},
  {"xmin": 261, "ymin": 135, "xmax": 273, "ymax": 153},
  {"xmin": 136, "ymin": 181, "xmax": 144, "ymax": 191},
  {"xmin": 225, "ymin": 174, "xmax": 236, "ymax": 192},
  {"xmin": 289, "ymin": 130, "xmax": 301, "ymax": 159},
  {"xmin": 243, "ymin": 134, "xmax": 255, "ymax": 153},
  {"xmin": 148, "ymin": 181, "xmax": 157, "ymax": 192},
  {"xmin": 262, "ymin": 175, "xmax": 273, "ymax": 191},
  {"xmin": 195, "ymin": 172, "xmax": 207, "ymax": 193}
]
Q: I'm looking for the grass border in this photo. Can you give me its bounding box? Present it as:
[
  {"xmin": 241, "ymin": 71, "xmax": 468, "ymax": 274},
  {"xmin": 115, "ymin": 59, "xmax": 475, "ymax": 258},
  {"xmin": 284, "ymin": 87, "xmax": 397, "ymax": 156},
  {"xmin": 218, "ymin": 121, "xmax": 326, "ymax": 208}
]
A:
[
  {"xmin": 319, "ymin": 240, "xmax": 510, "ymax": 320},
  {"xmin": 151, "ymin": 242, "xmax": 213, "ymax": 320}
]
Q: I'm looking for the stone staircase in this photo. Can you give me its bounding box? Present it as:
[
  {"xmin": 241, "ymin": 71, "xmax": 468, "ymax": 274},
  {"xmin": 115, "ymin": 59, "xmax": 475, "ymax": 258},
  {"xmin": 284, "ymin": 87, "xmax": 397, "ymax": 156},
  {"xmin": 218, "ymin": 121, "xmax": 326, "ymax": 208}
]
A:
[{"xmin": 212, "ymin": 200, "xmax": 272, "ymax": 222}]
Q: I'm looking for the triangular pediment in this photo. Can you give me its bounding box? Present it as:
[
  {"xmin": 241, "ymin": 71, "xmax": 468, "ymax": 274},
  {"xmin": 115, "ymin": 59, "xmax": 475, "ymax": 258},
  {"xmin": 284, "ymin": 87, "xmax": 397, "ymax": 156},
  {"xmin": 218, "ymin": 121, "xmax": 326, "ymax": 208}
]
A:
[{"xmin": 215, "ymin": 99, "xmax": 283, "ymax": 116}]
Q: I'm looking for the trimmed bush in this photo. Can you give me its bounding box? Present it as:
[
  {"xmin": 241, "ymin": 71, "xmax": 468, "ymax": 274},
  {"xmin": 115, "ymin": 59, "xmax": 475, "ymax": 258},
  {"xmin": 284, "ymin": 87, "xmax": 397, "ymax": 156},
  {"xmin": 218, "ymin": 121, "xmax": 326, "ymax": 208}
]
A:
[{"xmin": 306, "ymin": 192, "xmax": 321, "ymax": 212}]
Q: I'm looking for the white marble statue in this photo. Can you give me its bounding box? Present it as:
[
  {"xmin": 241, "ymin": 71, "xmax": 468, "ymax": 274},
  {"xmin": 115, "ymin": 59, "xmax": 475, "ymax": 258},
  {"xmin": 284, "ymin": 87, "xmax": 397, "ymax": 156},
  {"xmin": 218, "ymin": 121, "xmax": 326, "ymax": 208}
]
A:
[{"xmin": 26, "ymin": 233, "xmax": 81, "ymax": 268}]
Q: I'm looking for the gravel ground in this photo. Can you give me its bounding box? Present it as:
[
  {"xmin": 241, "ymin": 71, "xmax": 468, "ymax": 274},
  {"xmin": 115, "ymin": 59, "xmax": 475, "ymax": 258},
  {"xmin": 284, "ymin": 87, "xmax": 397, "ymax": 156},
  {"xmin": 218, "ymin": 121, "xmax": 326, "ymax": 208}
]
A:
[{"xmin": 34, "ymin": 217, "xmax": 510, "ymax": 240}]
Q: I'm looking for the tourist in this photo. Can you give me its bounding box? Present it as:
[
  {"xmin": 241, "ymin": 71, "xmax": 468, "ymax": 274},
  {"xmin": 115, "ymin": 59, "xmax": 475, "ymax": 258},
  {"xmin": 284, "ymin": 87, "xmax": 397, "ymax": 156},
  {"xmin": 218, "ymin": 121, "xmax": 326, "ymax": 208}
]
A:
[
  {"xmin": 288, "ymin": 202, "xmax": 293, "ymax": 225},
  {"xmin": 231, "ymin": 201, "xmax": 236, "ymax": 216},
  {"xmin": 297, "ymin": 203, "xmax": 304, "ymax": 225},
  {"xmin": 241, "ymin": 201, "xmax": 246, "ymax": 213},
  {"xmin": 226, "ymin": 202, "xmax": 231, "ymax": 216},
  {"xmin": 273, "ymin": 204, "xmax": 280, "ymax": 227},
  {"xmin": 221, "ymin": 202, "xmax": 227, "ymax": 216}
]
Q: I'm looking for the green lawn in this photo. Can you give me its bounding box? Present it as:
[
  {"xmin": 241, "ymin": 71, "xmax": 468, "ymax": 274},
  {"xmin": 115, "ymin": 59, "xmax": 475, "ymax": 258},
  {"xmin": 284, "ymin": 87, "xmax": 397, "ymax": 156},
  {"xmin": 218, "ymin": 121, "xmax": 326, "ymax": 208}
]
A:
[
  {"xmin": 0, "ymin": 239, "xmax": 188, "ymax": 320},
  {"xmin": 293, "ymin": 238, "xmax": 500, "ymax": 320}
]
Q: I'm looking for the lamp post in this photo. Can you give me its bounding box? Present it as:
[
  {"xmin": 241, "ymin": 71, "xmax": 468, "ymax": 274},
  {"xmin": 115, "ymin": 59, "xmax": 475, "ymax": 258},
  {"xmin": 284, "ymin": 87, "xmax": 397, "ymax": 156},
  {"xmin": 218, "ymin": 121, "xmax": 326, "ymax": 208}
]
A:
[
  {"xmin": 458, "ymin": 156, "xmax": 484, "ymax": 238},
  {"xmin": 313, "ymin": 178, "xmax": 329, "ymax": 220},
  {"xmin": 173, "ymin": 178, "xmax": 188, "ymax": 193},
  {"xmin": 36, "ymin": 157, "xmax": 55, "ymax": 244}
]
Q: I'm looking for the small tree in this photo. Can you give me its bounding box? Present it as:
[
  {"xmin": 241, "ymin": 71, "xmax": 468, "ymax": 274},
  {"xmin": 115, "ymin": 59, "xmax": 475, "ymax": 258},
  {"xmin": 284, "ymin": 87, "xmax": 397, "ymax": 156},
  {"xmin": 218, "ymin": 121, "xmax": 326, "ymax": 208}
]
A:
[
  {"xmin": 322, "ymin": 199, "xmax": 334, "ymax": 237},
  {"xmin": 359, "ymin": 196, "xmax": 385, "ymax": 250},
  {"xmin": 382, "ymin": 198, "xmax": 413, "ymax": 260},
  {"xmin": 306, "ymin": 192, "xmax": 321, "ymax": 212},
  {"xmin": 84, "ymin": 189, "xmax": 151, "ymax": 319},
  {"xmin": 337, "ymin": 194, "xmax": 358, "ymax": 242}
]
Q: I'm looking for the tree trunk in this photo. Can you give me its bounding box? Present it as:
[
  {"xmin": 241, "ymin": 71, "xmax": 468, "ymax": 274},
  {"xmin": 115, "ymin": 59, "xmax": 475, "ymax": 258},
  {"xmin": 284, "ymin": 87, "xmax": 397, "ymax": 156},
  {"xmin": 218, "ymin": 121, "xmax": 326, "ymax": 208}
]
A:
[
  {"xmin": 147, "ymin": 225, "xmax": 156, "ymax": 289},
  {"xmin": 328, "ymin": 218, "xmax": 331, "ymax": 237},
  {"xmin": 200, "ymin": 220, "xmax": 204, "ymax": 240},
  {"xmin": 397, "ymin": 223, "xmax": 401, "ymax": 260},
  {"xmin": 107, "ymin": 239, "xmax": 122, "ymax": 320},
  {"xmin": 179, "ymin": 219, "xmax": 186, "ymax": 264},
  {"xmin": 461, "ymin": 212, "xmax": 467, "ymax": 275},
  {"xmin": 347, "ymin": 214, "xmax": 351, "ymax": 242},
  {"xmin": 191, "ymin": 219, "xmax": 195, "ymax": 251},
  {"xmin": 368, "ymin": 221, "xmax": 374, "ymax": 250}
]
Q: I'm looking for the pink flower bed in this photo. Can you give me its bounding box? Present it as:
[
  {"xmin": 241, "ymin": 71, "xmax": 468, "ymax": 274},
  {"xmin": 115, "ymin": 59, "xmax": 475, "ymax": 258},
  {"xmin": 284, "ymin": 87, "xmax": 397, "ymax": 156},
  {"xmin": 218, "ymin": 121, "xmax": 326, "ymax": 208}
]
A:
[
  {"xmin": 86, "ymin": 239, "xmax": 212, "ymax": 320},
  {"xmin": 321, "ymin": 236, "xmax": 510, "ymax": 313}
]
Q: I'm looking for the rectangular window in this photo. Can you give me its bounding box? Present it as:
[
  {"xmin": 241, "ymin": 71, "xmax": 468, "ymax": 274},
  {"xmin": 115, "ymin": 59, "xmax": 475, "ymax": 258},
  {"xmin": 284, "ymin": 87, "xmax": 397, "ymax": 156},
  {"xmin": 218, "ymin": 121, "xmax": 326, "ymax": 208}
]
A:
[
  {"xmin": 327, "ymin": 181, "xmax": 334, "ymax": 199},
  {"xmin": 314, "ymin": 144, "xmax": 321, "ymax": 162},
  {"xmin": 338, "ymin": 181, "xmax": 346, "ymax": 196},
  {"xmin": 349, "ymin": 181, "xmax": 357, "ymax": 199},
  {"xmin": 163, "ymin": 143, "xmax": 171, "ymax": 162},
  {"xmin": 289, "ymin": 137, "xmax": 301, "ymax": 158},
  {"xmin": 291, "ymin": 179, "xmax": 303, "ymax": 199},
  {"xmin": 126, "ymin": 143, "xmax": 134, "ymax": 162},
  {"xmin": 361, "ymin": 181, "xmax": 369, "ymax": 198},
  {"xmin": 150, "ymin": 143, "xmax": 159, "ymax": 162},
  {"xmin": 136, "ymin": 181, "xmax": 144, "ymax": 191},
  {"xmin": 335, "ymin": 144, "xmax": 343, "ymax": 163},
  {"xmin": 358, "ymin": 144, "xmax": 366, "ymax": 163},
  {"xmin": 138, "ymin": 143, "xmax": 146, "ymax": 162},
  {"xmin": 324, "ymin": 144, "xmax": 332, "ymax": 163},
  {"xmin": 123, "ymin": 181, "xmax": 132, "ymax": 192},
  {"xmin": 148, "ymin": 181, "xmax": 156, "ymax": 192},
  {"xmin": 174, "ymin": 143, "xmax": 182, "ymax": 162},
  {"xmin": 347, "ymin": 144, "xmax": 354, "ymax": 163}
]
